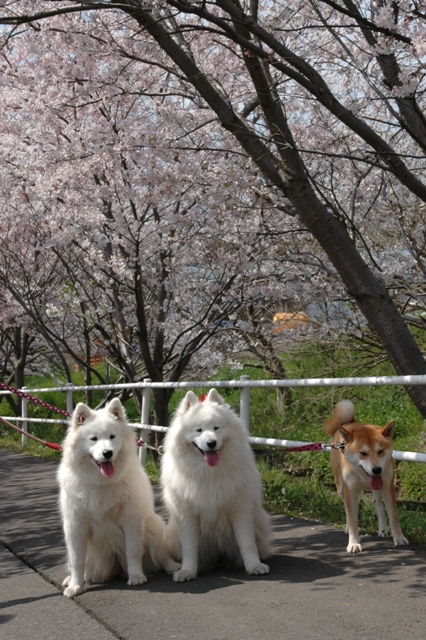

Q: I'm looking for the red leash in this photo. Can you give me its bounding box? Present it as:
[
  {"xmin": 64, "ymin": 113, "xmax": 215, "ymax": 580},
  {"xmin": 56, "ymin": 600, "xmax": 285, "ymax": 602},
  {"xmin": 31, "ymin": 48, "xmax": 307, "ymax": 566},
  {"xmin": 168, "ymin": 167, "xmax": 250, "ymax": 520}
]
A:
[
  {"xmin": 0, "ymin": 381, "xmax": 69, "ymax": 451},
  {"xmin": 0, "ymin": 415, "xmax": 63, "ymax": 451},
  {"xmin": 0, "ymin": 381, "xmax": 71, "ymax": 417},
  {"xmin": 282, "ymin": 442, "xmax": 325, "ymax": 452},
  {"xmin": 282, "ymin": 442, "xmax": 345, "ymax": 452},
  {"xmin": 0, "ymin": 386, "xmax": 342, "ymax": 455}
]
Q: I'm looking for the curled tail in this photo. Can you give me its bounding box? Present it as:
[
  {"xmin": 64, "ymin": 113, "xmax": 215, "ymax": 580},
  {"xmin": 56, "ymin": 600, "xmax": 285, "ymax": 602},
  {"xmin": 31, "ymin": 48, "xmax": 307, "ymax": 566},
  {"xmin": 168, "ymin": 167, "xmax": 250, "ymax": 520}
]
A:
[{"xmin": 323, "ymin": 400, "xmax": 355, "ymax": 435}]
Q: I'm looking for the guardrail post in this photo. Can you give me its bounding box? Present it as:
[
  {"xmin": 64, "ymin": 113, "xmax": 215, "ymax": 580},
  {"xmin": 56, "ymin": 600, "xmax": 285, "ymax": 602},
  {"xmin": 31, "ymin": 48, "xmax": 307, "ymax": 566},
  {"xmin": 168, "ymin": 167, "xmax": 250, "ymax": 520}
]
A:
[
  {"xmin": 21, "ymin": 387, "xmax": 28, "ymax": 447},
  {"xmin": 239, "ymin": 375, "xmax": 251, "ymax": 433},
  {"xmin": 139, "ymin": 378, "xmax": 151, "ymax": 466},
  {"xmin": 65, "ymin": 383, "xmax": 75, "ymax": 416}
]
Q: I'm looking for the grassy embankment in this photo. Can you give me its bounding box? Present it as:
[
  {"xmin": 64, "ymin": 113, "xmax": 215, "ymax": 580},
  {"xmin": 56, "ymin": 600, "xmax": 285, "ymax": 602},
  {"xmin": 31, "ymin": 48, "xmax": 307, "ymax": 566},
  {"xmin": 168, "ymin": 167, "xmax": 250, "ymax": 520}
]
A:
[{"xmin": 1, "ymin": 339, "xmax": 425, "ymax": 544}]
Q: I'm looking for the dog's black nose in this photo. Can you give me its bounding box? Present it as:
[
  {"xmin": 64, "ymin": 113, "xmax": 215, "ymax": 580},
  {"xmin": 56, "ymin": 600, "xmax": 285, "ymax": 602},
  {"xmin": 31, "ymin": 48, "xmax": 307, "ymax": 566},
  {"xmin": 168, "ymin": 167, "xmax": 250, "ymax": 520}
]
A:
[
  {"xmin": 207, "ymin": 440, "xmax": 217, "ymax": 449},
  {"xmin": 372, "ymin": 467, "xmax": 382, "ymax": 475},
  {"xmin": 103, "ymin": 450, "xmax": 113, "ymax": 460}
]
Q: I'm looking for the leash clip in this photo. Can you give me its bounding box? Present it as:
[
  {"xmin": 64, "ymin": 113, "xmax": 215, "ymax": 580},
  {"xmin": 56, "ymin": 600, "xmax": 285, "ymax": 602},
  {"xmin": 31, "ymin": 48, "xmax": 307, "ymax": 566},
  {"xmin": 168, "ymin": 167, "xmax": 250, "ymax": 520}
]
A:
[
  {"xmin": 322, "ymin": 441, "xmax": 345, "ymax": 451},
  {"xmin": 331, "ymin": 441, "xmax": 345, "ymax": 451},
  {"xmin": 137, "ymin": 439, "xmax": 164, "ymax": 456}
]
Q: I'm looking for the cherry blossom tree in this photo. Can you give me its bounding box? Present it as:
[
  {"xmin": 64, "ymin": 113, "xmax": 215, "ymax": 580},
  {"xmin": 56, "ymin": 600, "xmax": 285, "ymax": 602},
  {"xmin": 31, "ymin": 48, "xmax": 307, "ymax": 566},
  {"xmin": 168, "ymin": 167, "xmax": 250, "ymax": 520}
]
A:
[
  {"xmin": 1, "ymin": 18, "xmax": 314, "ymax": 426},
  {"xmin": 0, "ymin": 285, "xmax": 54, "ymax": 415},
  {"xmin": 0, "ymin": 289, "xmax": 34, "ymax": 415},
  {"xmin": 1, "ymin": 1, "xmax": 426, "ymax": 415}
]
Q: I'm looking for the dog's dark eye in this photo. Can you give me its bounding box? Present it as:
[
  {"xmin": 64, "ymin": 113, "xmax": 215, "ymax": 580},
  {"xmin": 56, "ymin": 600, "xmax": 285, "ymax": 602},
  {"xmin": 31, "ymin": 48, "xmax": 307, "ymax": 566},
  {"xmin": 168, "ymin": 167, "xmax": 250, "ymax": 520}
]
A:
[
  {"xmin": 90, "ymin": 436, "xmax": 98, "ymax": 442},
  {"xmin": 377, "ymin": 449, "xmax": 384, "ymax": 454},
  {"xmin": 214, "ymin": 426, "xmax": 219, "ymax": 431},
  {"xmin": 195, "ymin": 428, "xmax": 202, "ymax": 433},
  {"xmin": 359, "ymin": 451, "xmax": 367, "ymax": 456},
  {"xmin": 110, "ymin": 435, "xmax": 116, "ymax": 440}
]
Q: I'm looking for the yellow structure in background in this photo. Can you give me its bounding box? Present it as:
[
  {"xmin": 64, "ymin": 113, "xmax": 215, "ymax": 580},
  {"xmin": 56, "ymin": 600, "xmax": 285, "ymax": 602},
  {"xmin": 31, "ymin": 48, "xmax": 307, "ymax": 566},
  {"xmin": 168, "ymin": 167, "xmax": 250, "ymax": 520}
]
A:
[{"xmin": 272, "ymin": 311, "xmax": 309, "ymax": 333}]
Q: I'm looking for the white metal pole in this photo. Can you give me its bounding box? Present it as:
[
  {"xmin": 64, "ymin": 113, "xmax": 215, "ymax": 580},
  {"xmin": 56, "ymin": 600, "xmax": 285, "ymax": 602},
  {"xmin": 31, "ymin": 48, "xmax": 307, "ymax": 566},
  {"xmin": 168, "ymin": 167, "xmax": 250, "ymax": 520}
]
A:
[
  {"xmin": 239, "ymin": 375, "xmax": 251, "ymax": 432},
  {"xmin": 65, "ymin": 383, "xmax": 74, "ymax": 416},
  {"xmin": 139, "ymin": 379, "xmax": 151, "ymax": 466},
  {"xmin": 21, "ymin": 387, "xmax": 28, "ymax": 447}
]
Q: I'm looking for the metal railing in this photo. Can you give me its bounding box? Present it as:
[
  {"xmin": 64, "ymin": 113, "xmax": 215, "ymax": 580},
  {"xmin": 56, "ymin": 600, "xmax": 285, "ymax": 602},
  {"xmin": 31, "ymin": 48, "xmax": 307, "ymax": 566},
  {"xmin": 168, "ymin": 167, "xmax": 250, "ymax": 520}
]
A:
[{"xmin": 1, "ymin": 374, "xmax": 426, "ymax": 464}]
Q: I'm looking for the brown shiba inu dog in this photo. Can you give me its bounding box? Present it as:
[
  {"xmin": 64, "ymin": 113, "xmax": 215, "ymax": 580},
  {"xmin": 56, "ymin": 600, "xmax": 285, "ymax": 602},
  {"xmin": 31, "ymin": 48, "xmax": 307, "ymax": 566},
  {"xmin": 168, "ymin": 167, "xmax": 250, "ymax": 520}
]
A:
[{"xmin": 324, "ymin": 400, "xmax": 409, "ymax": 553}]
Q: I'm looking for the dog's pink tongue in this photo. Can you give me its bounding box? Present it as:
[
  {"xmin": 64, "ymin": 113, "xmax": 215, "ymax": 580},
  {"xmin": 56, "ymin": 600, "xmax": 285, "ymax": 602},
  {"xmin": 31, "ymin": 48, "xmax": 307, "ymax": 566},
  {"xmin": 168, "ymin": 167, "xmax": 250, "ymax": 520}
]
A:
[
  {"xmin": 369, "ymin": 475, "xmax": 383, "ymax": 490},
  {"xmin": 204, "ymin": 451, "xmax": 219, "ymax": 467},
  {"xmin": 100, "ymin": 461, "xmax": 115, "ymax": 478}
]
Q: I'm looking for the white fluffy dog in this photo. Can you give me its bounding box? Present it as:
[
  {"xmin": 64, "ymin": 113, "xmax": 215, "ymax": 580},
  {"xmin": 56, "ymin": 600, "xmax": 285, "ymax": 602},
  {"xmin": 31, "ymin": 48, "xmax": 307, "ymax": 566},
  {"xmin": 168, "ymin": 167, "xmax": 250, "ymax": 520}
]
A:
[
  {"xmin": 161, "ymin": 389, "xmax": 271, "ymax": 582},
  {"xmin": 58, "ymin": 398, "xmax": 179, "ymax": 597}
]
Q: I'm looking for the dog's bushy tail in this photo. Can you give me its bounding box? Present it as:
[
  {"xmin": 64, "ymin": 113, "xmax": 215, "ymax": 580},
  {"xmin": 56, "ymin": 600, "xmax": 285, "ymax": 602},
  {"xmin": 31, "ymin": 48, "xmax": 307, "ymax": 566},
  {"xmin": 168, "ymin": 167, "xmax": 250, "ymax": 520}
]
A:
[{"xmin": 323, "ymin": 400, "xmax": 355, "ymax": 435}]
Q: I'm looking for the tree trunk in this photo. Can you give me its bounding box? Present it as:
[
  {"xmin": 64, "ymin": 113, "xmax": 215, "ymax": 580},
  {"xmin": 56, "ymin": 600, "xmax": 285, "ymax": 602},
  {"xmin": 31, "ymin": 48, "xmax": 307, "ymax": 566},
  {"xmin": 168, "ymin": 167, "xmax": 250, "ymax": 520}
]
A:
[
  {"xmin": 288, "ymin": 180, "xmax": 426, "ymax": 414},
  {"xmin": 130, "ymin": 5, "xmax": 426, "ymax": 417},
  {"xmin": 13, "ymin": 329, "xmax": 34, "ymax": 416}
]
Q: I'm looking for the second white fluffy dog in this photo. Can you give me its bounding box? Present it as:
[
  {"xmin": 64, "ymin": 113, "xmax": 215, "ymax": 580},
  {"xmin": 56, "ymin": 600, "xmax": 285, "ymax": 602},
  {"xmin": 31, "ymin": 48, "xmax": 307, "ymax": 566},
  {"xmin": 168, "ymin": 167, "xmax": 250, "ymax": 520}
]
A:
[{"xmin": 161, "ymin": 389, "xmax": 271, "ymax": 582}]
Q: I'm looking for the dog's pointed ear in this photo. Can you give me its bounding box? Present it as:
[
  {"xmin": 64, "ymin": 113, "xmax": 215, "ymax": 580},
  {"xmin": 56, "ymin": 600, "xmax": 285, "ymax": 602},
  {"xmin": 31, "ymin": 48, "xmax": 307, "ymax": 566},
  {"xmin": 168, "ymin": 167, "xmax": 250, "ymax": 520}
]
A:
[
  {"xmin": 179, "ymin": 391, "xmax": 199, "ymax": 414},
  {"xmin": 206, "ymin": 389, "xmax": 225, "ymax": 405},
  {"xmin": 72, "ymin": 403, "xmax": 92, "ymax": 428},
  {"xmin": 107, "ymin": 398, "xmax": 126, "ymax": 421},
  {"xmin": 382, "ymin": 420, "xmax": 395, "ymax": 439},
  {"xmin": 338, "ymin": 427, "xmax": 352, "ymax": 443}
]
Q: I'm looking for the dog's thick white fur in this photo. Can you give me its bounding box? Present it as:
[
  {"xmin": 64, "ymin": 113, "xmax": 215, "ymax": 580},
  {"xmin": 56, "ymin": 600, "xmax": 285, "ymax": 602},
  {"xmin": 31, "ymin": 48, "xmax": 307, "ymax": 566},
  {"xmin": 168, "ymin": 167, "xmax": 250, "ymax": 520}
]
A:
[
  {"xmin": 58, "ymin": 398, "xmax": 179, "ymax": 597},
  {"xmin": 161, "ymin": 389, "xmax": 271, "ymax": 582},
  {"xmin": 324, "ymin": 399, "xmax": 409, "ymax": 554}
]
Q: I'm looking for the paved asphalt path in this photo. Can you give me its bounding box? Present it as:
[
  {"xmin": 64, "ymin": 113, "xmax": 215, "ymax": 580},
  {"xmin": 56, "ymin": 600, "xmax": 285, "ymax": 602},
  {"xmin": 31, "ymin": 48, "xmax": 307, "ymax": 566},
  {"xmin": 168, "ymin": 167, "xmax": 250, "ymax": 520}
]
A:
[{"xmin": 1, "ymin": 448, "xmax": 425, "ymax": 640}]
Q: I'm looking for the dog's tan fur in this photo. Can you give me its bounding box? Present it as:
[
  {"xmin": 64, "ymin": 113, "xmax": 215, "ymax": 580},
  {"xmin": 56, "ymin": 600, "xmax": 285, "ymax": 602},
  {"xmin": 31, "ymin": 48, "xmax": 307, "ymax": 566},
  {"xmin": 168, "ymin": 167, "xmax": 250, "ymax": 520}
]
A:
[{"xmin": 324, "ymin": 400, "xmax": 409, "ymax": 553}]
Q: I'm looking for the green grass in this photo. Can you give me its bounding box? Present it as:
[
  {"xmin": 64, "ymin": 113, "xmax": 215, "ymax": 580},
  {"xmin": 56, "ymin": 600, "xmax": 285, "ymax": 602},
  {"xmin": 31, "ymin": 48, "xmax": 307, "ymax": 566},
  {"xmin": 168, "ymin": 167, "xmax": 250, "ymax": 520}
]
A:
[
  {"xmin": 0, "ymin": 435, "xmax": 62, "ymax": 462},
  {"xmin": 1, "ymin": 336, "xmax": 426, "ymax": 545}
]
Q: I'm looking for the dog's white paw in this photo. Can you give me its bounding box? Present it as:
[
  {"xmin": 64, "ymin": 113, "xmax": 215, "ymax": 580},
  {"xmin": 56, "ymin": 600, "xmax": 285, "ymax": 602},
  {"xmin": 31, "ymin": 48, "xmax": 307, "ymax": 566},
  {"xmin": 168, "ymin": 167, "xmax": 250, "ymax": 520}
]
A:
[
  {"xmin": 62, "ymin": 575, "xmax": 70, "ymax": 587},
  {"xmin": 347, "ymin": 542, "xmax": 363, "ymax": 554},
  {"xmin": 393, "ymin": 535, "xmax": 409, "ymax": 547},
  {"xmin": 173, "ymin": 568, "xmax": 197, "ymax": 582},
  {"xmin": 247, "ymin": 562, "xmax": 270, "ymax": 575},
  {"xmin": 127, "ymin": 572, "xmax": 148, "ymax": 586},
  {"xmin": 63, "ymin": 584, "xmax": 84, "ymax": 598}
]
